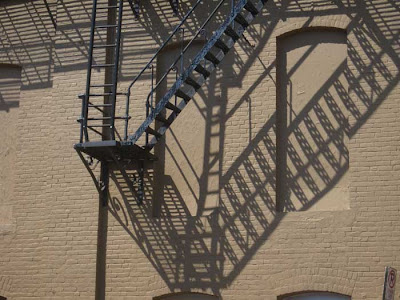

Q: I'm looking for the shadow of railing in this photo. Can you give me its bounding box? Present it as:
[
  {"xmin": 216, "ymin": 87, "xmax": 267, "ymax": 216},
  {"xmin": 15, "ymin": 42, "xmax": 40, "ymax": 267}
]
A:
[{"xmin": 107, "ymin": 0, "xmax": 400, "ymax": 296}]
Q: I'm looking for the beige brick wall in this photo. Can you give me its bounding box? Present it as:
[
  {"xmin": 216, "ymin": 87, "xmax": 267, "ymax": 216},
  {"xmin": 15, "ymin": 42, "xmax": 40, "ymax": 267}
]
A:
[{"xmin": 0, "ymin": 0, "xmax": 399, "ymax": 299}]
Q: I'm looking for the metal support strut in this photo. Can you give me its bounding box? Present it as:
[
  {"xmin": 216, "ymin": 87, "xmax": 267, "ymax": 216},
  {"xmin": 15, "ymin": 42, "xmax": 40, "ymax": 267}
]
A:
[{"xmin": 138, "ymin": 160, "xmax": 145, "ymax": 204}]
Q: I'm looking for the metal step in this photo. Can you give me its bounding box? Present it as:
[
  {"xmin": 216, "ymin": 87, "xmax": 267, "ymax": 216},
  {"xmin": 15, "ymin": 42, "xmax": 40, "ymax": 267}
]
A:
[
  {"xmin": 235, "ymin": 10, "xmax": 254, "ymax": 27},
  {"xmin": 88, "ymin": 103, "xmax": 112, "ymax": 108},
  {"xmin": 89, "ymin": 93, "xmax": 113, "ymax": 96},
  {"xmin": 175, "ymin": 86, "xmax": 196, "ymax": 102},
  {"xmin": 214, "ymin": 37, "xmax": 234, "ymax": 54},
  {"xmin": 89, "ymin": 92, "xmax": 127, "ymax": 96},
  {"xmin": 189, "ymin": 73, "xmax": 207, "ymax": 89},
  {"xmin": 93, "ymin": 44, "xmax": 117, "ymax": 48},
  {"xmin": 87, "ymin": 117, "xmax": 112, "ymax": 121},
  {"xmin": 185, "ymin": 76, "xmax": 201, "ymax": 90},
  {"xmin": 147, "ymin": 114, "xmax": 179, "ymax": 149},
  {"xmin": 225, "ymin": 23, "xmax": 242, "ymax": 40},
  {"xmin": 244, "ymin": 0, "xmax": 263, "ymax": 15},
  {"xmin": 155, "ymin": 114, "xmax": 172, "ymax": 125},
  {"xmin": 88, "ymin": 124, "xmax": 111, "ymax": 128},
  {"xmin": 165, "ymin": 102, "xmax": 182, "ymax": 113},
  {"xmin": 88, "ymin": 116, "xmax": 128, "ymax": 120},
  {"xmin": 194, "ymin": 61, "xmax": 215, "ymax": 77},
  {"xmin": 90, "ymin": 84, "xmax": 114, "ymax": 88},
  {"xmin": 95, "ymin": 24, "xmax": 118, "ymax": 29},
  {"xmin": 97, "ymin": 5, "xmax": 119, "ymax": 9},
  {"xmin": 205, "ymin": 48, "xmax": 225, "ymax": 65},
  {"xmin": 145, "ymin": 127, "xmax": 162, "ymax": 138},
  {"xmin": 92, "ymin": 64, "xmax": 114, "ymax": 68}
]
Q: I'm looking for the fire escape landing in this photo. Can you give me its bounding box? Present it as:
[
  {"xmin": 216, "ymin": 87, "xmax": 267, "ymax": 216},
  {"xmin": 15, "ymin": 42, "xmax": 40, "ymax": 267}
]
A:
[{"xmin": 74, "ymin": 0, "xmax": 267, "ymax": 197}]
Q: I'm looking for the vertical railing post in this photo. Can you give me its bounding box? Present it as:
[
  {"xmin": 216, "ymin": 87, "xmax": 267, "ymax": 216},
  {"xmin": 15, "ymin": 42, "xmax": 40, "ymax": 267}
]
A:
[
  {"xmin": 231, "ymin": 0, "xmax": 235, "ymax": 29},
  {"xmin": 110, "ymin": 0, "xmax": 124, "ymax": 140},
  {"xmin": 145, "ymin": 64, "xmax": 154, "ymax": 147},
  {"xmin": 180, "ymin": 28, "xmax": 185, "ymax": 76},
  {"xmin": 124, "ymin": 92, "xmax": 130, "ymax": 141},
  {"xmin": 150, "ymin": 64, "xmax": 154, "ymax": 111},
  {"xmin": 83, "ymin": 0, "xmax": 98, "ymax": 142},
  {"xmin": 79, "ymin": 94, "xmax": 85, "ymax": 143},
  {"xmin": 174, "ymin": 67, "xmax": 178, "ymax": 106}
]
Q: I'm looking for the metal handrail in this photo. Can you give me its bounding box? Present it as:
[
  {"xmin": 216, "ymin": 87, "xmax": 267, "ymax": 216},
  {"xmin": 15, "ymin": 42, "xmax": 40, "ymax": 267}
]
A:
[
  {"xmin": 144, "ymin": 0, "xmax": 228, "ymax": 104},
  {"xmin": 126, "ymin": 0, "xmax": 203, "ymax": 93},
  {"xmin": 81, "ymin": 0, "xmax": 98, "ymax": 143},
  {"xmin": 123, "ymin": 0, "xmax": 203, "ymax": 140},
  {"xmin": 124, "ymin": 0, "xmax": 234, "ymax": 141}
]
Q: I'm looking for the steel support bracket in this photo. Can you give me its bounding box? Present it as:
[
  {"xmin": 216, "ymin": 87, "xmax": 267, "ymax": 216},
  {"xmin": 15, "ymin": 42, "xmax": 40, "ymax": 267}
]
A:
[{"xmin": 76, "ymin": 149, "xmax": 102, "ymax": 193}]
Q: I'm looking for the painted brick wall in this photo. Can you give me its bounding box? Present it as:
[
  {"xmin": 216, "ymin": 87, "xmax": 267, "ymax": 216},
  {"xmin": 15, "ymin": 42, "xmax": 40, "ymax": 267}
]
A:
[{"xmin": 0, "ymin": 0, "xmax": 399, "ymax": 299}]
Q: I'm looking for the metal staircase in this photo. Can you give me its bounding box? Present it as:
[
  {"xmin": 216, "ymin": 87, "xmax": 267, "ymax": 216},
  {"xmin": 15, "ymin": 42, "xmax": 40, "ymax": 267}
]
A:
[{"xmin": 75, "ymin": 0, "xmax": 267, "ymax": 195}]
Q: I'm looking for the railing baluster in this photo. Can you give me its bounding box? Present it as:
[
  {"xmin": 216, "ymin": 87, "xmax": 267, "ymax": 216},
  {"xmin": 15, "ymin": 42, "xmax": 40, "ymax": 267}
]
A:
[
  {"xmin": 83, "ymin": 0, "xmax": 98, "ymax": 142},
  {"xmin": 110, "ymin": 0, "xmax": 124, "ymax": 140},
  {"xmin": 133, "ymin": 0, "xmax": 229, "ymax": 124},
  {"xmin": 180, "ymin": 28, "xmax": 185, "ymax": 76}
]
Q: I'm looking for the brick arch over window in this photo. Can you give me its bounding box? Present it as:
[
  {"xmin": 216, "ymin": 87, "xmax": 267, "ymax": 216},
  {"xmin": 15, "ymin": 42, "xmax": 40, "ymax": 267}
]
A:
[
  {"xmin": 279, "ymin": 291, "xmax": 351, "ymax": 300},
  {"xmin": 270, "ymin": 267, "xmax": 357, "ymax": 297},
  {"xmin": 276, "ymin": 26, "xmax": 347, "ymax": 40},
  {"xmin": 154, "ymin": 291, "xmax": 219, "ymax": 300}
]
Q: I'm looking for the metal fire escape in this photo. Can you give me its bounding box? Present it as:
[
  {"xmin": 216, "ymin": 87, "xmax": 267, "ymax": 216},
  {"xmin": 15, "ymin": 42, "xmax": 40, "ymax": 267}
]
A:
[{"xmin": 74, "ymin": 0, "xmax": 267, "ymax": 201}]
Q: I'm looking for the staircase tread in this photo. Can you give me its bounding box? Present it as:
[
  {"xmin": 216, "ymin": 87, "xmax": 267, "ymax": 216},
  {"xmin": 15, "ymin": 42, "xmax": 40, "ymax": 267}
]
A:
[
  {"xmin": 145, "ymin": 127, "xmax": 162, "ymax": 138},
  {"xmin": 244, "ymin": 0, "xmax": 264, "ymax": 15},
  {"xmin": 235, "ymin": 10, "xmax": 254, "ymax": 27},
  {"xmin": 117, "ymin": 0, "xmax": 268, "ymax": 148}
]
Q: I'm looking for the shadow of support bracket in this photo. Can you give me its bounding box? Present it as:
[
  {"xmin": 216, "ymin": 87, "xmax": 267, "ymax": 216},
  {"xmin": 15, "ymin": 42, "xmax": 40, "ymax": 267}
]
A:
[
  {"xmin": 76, "ymin": 149, "xmax": 101, "ymax": 193},
  {"xmin": 137, "ymin": 160, "xmax": 144, "ymax": 204},
  {"xmin": 108, "ymin": 149, "xmax": 145, "ymax": 205}
]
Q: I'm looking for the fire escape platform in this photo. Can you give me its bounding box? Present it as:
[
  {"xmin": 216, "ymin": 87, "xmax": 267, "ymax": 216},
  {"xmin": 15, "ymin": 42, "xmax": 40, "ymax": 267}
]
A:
[{"xmin": 74, "ymin": 140, "xmax": 157, "ymax": 162}]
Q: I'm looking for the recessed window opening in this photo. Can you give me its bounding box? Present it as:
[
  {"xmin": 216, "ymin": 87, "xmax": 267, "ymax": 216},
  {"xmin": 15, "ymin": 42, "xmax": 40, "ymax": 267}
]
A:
[{"xmin": 276, "ymin": 28, "xmax": 349, "ymax": 212}]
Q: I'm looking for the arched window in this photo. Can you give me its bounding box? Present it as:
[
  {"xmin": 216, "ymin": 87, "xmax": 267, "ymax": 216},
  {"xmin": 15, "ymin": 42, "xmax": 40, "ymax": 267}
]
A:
[{"xmin": 281, "ymin": 292, "xmax": 350, "ymax": 300}]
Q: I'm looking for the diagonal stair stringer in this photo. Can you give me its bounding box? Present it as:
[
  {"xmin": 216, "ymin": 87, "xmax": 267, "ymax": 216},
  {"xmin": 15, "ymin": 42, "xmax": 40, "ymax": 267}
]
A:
[{"xmin": 127, "ymin": 0, "xmax": 267, "ymax": 150}]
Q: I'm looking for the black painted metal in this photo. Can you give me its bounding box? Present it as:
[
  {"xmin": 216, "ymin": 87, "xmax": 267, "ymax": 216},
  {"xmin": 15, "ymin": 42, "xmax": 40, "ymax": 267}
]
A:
[
  {"xmin": 127, "ymin": 0, "xmax": 266, "ymax": 147},
  {"xmin": 123, "ymin": 0, "xmax": 203, "ymax": 138},
  {"xmin": 109, "ymin": 0, "xmax": 124, "ymax": 140},
  {"xmin": 76, "ymin": 0, "xmax": 267, "ymax": 196},
  {"xmin": 80, "ymin": 0, "xmax": 98, "ymax": 143},
  {"xmin": 78, "ymin": 0, "xmax": 126, "ymax": 143}
]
